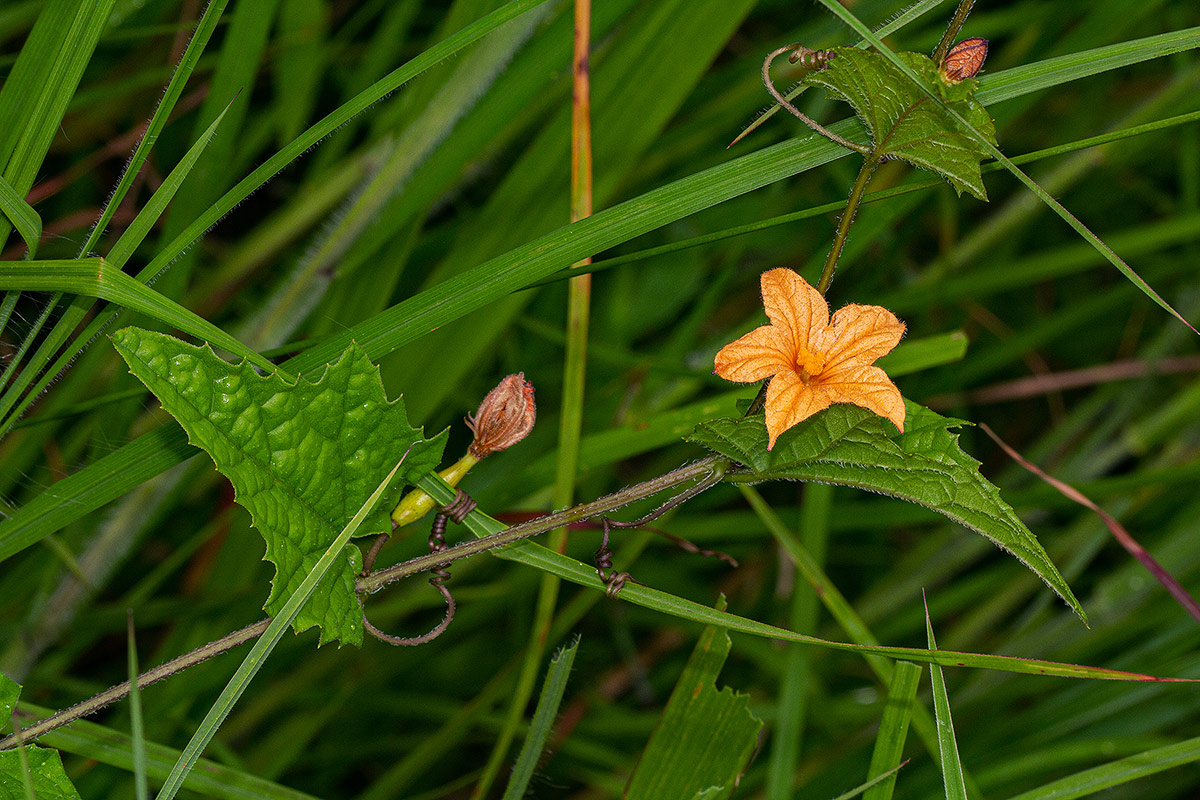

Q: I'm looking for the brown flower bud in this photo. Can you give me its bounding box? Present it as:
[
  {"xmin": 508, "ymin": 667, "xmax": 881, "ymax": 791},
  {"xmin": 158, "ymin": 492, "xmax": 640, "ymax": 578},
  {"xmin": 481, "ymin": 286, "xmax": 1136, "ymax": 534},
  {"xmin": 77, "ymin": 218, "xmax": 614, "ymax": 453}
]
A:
[
  {"xmin": 940, "ymin": 37, "xmax": 988, "ymax": 84},
  {"xmin": 467, "ymin": 373, "xmax": 536, "ymax": 458}
]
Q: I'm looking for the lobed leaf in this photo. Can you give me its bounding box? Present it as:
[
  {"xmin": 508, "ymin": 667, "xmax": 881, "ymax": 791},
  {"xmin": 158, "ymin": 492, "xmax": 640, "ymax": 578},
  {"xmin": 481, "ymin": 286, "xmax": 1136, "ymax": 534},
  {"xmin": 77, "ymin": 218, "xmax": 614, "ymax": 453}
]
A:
[
  {"xmin": 804, "ymin": 47, "xmax": 997, "ymax": 199},
  {"xmin": 111, "ymin": 328, "xmax": 446, "ymax": 646},
  {"xmin": 688, "ymin": 401, "xmax": 1084, "ymax": 621}
]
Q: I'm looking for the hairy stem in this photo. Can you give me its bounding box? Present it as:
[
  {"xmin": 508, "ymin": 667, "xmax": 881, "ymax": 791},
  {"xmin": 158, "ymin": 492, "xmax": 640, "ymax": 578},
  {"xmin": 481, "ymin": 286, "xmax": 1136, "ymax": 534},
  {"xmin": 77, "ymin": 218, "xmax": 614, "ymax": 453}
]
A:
[
  {"xmin": 358, "ymin": 456, "xmax": 728, "ymax": 595},
  {"xmin": 761, "ymin": 45, "xmax": 871, "ymax": 155},
  {"xmin": 0, "ymin": 619, "xmax": 270, "ymax": 751},
  {"xmin": 932, "ymin": 0, "xmax": 976, "ymax": 64},
  {"xmin": 5, "ymin": 455, "xmax": 730, "ymax": 749},
  {"xmin": 818, "ymin": 153, "xmax": 881, "ymax": 294}
]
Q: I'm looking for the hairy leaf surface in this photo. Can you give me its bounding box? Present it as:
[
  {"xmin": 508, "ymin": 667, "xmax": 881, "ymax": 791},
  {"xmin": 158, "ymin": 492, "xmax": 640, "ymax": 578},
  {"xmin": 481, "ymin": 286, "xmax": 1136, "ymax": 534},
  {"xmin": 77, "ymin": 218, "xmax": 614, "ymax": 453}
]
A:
[
  {"xmin": 689, "ymin": 402, "xmax": 1083, "ymax": 620},
  {"xmin": 804, "ymin": 47, "xmax": 996, "ymax": 198},
  {"xmin": 0, "ymin": 673, "xmax": 81, "ymax": 800},
  {"xmin": 111, "ymin": 328, "xmax": 446, "ymax": 646}
]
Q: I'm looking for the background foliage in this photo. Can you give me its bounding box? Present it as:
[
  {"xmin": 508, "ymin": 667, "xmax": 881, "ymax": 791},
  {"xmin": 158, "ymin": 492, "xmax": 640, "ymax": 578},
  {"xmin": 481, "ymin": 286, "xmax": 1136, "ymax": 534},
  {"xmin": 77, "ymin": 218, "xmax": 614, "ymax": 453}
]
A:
[{"xmin": 1, "ymin": 0, "xmax": 1199, "ymax": 797}]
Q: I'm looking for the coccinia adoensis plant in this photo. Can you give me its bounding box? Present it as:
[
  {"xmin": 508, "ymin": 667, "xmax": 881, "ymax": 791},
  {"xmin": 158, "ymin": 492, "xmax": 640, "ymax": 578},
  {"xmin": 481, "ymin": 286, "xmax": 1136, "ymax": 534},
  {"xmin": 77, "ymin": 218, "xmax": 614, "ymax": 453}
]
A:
[{"xmin": 14, "ymin": 2, "xmax": 1200, "ymax": 797}]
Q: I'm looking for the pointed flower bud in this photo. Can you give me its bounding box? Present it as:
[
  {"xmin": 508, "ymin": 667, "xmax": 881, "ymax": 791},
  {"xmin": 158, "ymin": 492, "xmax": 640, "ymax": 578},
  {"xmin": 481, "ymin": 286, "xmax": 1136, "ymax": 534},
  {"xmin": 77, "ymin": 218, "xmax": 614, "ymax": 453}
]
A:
[
  {"xmin": 940, "ymin": 37, "xmax": 988, "ymax": 84},
  {"xmin": 467, "ymin": 373, "xmax": 536, "ymax": 459}
]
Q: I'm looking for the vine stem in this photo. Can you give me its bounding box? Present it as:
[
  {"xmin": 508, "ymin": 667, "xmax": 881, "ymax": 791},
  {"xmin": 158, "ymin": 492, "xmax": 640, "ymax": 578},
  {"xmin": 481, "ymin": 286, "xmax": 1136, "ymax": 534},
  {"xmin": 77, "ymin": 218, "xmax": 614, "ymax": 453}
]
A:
[
  {"xmin": 0, "ymin": 619, "xmax": 271, "ymax": 751},
  {"xmin": 818, "ymin": 153, "xmax": 881, "ymax": 294},
  {"xmin": 1, "ymin": 456, "xmax": 730, "ymax": 749},
  {"xmin": 761, "ymin": 45, "xmax": 870, "ymax": 156},
  {"xmin": 932, "ymin": 0, "xmax": 976, "ymax": 65},
  {"xmin": 358, "ymin": 455, "xmax": 729, "ymax": 595}
]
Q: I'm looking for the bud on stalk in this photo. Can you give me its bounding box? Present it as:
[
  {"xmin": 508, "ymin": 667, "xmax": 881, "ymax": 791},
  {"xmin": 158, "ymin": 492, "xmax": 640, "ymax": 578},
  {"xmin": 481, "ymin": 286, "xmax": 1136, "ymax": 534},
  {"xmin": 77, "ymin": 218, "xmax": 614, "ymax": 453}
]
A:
[{"xmin": 390, "ymin": 374, "xmax": 536, "ymax": 529}]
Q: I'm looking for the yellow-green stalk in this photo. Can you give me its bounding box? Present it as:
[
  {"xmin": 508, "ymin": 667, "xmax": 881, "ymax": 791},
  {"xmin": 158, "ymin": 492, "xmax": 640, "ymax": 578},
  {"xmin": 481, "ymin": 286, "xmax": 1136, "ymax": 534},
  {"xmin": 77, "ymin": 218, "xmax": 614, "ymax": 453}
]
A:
[
  {"xmin": 390, "ymin": 452, "xmax": 479, "ymax": 528},
  {"xmin": 387, "ymin": 373, "xmax": 536, "ymax": 530}
]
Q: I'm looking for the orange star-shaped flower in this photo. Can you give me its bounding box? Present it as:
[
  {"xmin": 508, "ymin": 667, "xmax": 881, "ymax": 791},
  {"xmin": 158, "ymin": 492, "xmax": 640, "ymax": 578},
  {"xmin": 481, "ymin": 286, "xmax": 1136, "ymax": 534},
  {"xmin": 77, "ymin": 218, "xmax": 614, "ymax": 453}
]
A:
[{"xmin": 714, "ymin": 268, "xmax": 906, "ymax": 449}]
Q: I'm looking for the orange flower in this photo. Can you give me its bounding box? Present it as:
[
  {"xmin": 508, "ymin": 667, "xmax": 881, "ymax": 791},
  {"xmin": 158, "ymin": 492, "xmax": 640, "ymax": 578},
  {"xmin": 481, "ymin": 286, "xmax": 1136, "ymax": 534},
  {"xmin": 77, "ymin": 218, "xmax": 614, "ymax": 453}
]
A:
[{"xmin": 714, "ymin": 268, "xmax": 906, "ymax": 449}]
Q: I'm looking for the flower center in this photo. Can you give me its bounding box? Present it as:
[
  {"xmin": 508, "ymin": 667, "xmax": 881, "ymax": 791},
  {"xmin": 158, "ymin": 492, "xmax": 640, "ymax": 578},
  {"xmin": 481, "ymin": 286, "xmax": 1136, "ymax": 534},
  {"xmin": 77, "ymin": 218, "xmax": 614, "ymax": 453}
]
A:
[{"xmin": 795, "ymin": 346, "xmax": 828, "ymax": 383}]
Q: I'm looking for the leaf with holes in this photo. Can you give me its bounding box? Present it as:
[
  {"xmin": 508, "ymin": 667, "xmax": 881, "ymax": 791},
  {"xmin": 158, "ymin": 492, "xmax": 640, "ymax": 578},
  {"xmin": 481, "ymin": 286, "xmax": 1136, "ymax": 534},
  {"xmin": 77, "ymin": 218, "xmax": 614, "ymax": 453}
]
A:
[
  {"xmin": 111, "ymin": 328, "xmax": 447, "ymax": 646},
  {"xmin": 0, "ymin": 673, "xmax": 82, "ymax": 799},
  {"xmin": 688, "ymin": 401, "xmax": 1084, "ymax": 621},
  {"xmin": 804, "ymin": 47, "xmax": 996, "ymax": 198}
]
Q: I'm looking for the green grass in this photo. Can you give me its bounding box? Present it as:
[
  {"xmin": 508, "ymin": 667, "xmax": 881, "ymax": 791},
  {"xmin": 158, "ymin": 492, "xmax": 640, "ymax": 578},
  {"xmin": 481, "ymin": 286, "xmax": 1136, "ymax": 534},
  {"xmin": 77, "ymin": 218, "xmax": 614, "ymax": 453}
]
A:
[{"xmin": 1, "ymin": 0, "xmax": 1200, "ymax": 797}]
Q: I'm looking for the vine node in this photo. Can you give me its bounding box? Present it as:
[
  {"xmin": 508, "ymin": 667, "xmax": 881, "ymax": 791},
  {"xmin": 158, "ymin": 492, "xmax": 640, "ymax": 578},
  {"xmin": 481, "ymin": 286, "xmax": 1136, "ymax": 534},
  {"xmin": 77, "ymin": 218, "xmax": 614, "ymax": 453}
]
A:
[{"xmin": 362, "ymin": 490, "xmax": 476, "ymax": 646}]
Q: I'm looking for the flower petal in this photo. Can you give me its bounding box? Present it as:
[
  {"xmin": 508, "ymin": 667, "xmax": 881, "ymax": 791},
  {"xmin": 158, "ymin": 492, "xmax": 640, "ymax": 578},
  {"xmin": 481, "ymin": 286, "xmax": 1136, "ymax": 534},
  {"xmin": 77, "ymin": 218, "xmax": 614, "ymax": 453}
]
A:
[
  {"xmin": 816, "ymin": 364, "xmax": 906, "ymax": 432},
  {"xmin": 764, "ymin": 370, "xmax": 831, "ymax": 449},
  {"xmin": 820, "ymin": 304, "xmax": 906, "ymax": 371},
  {"xmin": 714, "ymin": 325, "xmax": 793, "ymax": 383},
  {"xmin": 761, "ymin": 268, "xmax": 827, "ymax": 356}
]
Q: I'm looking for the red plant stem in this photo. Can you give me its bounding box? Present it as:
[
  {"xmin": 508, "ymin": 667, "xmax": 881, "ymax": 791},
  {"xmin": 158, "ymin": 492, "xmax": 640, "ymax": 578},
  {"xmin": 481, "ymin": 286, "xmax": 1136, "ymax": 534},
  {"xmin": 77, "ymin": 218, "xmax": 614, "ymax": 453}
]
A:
[{"xmin": 981, "ymin": 424, "xmax": 1200, "ymax": 627}]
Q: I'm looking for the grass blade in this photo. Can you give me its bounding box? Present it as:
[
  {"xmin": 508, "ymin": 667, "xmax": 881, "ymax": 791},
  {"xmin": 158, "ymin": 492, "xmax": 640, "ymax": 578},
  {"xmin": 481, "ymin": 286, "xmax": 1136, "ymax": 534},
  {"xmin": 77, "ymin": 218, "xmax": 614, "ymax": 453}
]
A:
[
  {"xmin": 0, "ymin": 174, "xmax": 39, "ymax": 257},
  {"xmin": 0, "ymin": 0, "xmax": 116, "ymax": 249},
  {"xmin": 19, "ymin": 701, "xmax": 320, "ymax": 800},
  {"xmin": 126, "ymin": 612, "xmax": 148, "ymax": 800},
  {"xmin": 624, "ymin": 602, "xmax": 762, "ymax": 799},
  {"xmin": 416, "ymin": 473, "xmax": 1193, "ymax": 682},
  {"xmin": 1004, "ymin": 736, "xmax": 1200, "ymax": 800},
  {"xmin": 863, "ymin": 662, "xmax": 922, "ymax": 800},
  {"xmin": 766, "ymin": 483, "xmax": 830, "ymax": 800},
  {"xmin": 974, "ymin": 26, "xmax": 1200, "ymax": 106},
  {"xmin": 834, "ymin": 762, "xmax": 910, "ymax": 800},
  {"xmin": 138, "ymin": 0, "xmax": 552, "ymax": 293},
  {"xmin": 551, "ymin": 109, "xmax": 1200, "ymax": 284},
  {"xmin": 499, "ymin": 636, "xmax": 580, "ymax": 800},
  {"xmin": 925, "ymin": 596, "xmax": 967, "ymax": 800},
  {"xmin": 81, "ymin": 0, "xmax": 233, "ymax": 255},
  {"xmin": 0, "ymin": 99, "xmax": 239, "ymax": 436},
  {"xmin": 153, "ymin": 453, "xmax": 409, "ymax": 800},
  {"xmin": 107, "ymin": 101, "xmax": 236, "ymax": 269},
  {"xmin": 0, "ymin": 260, "xmax": 275, "ymax": 373}
]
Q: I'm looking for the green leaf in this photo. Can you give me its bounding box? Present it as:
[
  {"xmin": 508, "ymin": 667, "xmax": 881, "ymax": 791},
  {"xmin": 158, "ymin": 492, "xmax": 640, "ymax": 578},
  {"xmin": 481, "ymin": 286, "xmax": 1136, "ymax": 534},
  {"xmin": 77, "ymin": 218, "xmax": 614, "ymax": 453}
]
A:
[
  {"xmin": 110, "ymin": 327, "xmax": 446, "ymax": 646},
  {"xmin": 804, "ymin": 47, "xmax": 997, "ymax": 199},
  {"xmin": 688, "ymin": 401, "xmax": 1084, "ymax": 621},
  {"xmin": 0, "ymin": 674, "xmax": 81, "ymax": 800},
  {"xmin": 811, "ymin": 0, "xmax": 1198, "ymax": 334},
  {"xmin": 154, "ymin": 455, "xmax": 409, "ymax": 799},
  {"xmin": 625, "ymin": 603, "xmax": 762, "ymax": 800}
]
